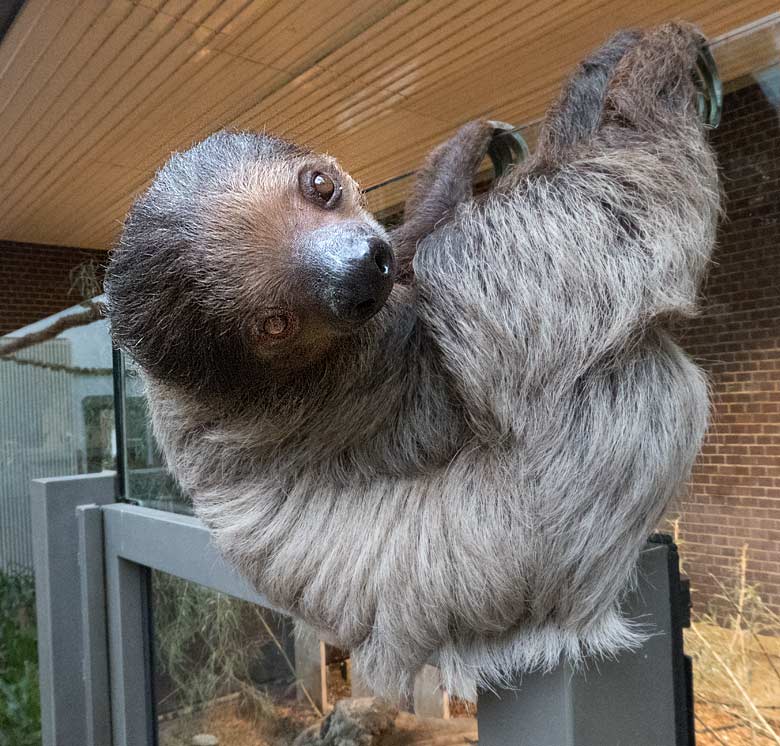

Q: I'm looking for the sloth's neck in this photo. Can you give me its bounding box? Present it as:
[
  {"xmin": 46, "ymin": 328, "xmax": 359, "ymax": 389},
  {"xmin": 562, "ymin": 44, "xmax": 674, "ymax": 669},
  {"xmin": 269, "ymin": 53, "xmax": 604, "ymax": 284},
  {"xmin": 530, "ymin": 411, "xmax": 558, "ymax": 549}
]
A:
[{"xmin": 144, "ymin": 299, "xmax": 466, "ymax": 490}]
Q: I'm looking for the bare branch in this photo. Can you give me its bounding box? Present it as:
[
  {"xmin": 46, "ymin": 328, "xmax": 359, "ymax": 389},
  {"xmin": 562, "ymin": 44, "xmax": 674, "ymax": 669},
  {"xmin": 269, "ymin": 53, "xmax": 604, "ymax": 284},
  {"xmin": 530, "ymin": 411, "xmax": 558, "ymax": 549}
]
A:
[
  {"xmin": 0, "ymin": 354, "xmax": 111, "ymax": 376},
  {"xmin": 0, "ymin": 301, "xmax": 105, "ymax": 357},
  {"xmin": 69, "ymin": 259, "xmax": 104, "ymax": 302}
]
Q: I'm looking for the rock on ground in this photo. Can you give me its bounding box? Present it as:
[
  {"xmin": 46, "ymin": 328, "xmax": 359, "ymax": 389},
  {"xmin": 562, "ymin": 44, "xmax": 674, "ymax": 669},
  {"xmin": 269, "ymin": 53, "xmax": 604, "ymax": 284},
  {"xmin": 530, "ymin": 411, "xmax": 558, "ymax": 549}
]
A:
[{"xmin": 293, "ymin": 698, "xmax": 478, "ymax": 746}]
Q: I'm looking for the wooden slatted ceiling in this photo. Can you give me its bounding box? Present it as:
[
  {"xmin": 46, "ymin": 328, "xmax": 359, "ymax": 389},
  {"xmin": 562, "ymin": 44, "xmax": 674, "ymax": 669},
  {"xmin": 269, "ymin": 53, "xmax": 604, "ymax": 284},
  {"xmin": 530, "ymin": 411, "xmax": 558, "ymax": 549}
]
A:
[{"xmin": 0, "ymin": 1, "xmax": 777, "ymax": 250}]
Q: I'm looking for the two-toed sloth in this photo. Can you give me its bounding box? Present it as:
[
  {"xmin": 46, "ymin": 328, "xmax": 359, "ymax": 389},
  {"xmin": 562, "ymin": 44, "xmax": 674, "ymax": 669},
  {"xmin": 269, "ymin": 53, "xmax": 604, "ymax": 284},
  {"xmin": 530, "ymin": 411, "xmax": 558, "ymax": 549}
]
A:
[{"xmin": 107, "ymin": 24, "xmax": 719, "ymax": 696}]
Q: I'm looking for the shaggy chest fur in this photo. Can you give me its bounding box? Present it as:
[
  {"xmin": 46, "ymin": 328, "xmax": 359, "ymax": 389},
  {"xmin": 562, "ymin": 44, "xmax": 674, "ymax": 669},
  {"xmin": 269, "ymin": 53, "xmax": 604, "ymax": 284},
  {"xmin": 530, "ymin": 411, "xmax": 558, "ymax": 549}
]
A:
[
  {"xmin": 108, "ymin": 25, "xmax": 720, "ymax": 698},
  {"xmin": 147, "ymin": 313, "xmax": 707, "ymax": 697}
]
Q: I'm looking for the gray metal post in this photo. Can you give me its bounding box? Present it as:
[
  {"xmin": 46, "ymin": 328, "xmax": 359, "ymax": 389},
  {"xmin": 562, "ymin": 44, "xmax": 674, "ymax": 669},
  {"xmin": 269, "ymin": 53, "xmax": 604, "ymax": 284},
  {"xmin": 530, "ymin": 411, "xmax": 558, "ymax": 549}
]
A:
[
  {"xmin": 477, "ymin": 541, "xmax": 688, "ymax": 746},
  {"xmin": 104, "ymin": 549, "xmax": 155, "ymax": 746},
  {"xmin": 101, "ymin": 503, "xmax": 275, "ymax": 745},
  {"xmin": 31, "ymin": 472, "xmax": 117, "ymax": 746},
  {"xmin": 78, "ymin": 504, "xmax": 112, "ymax": 746}
]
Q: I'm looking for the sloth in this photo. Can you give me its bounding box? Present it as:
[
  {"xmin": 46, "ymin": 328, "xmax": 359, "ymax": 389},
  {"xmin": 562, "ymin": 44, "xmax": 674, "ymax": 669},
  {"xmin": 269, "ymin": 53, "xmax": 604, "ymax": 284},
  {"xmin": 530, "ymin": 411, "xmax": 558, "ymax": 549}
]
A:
[{"xmin": 106, "ymin": 24, "xmax": 719, "ymax": 697}]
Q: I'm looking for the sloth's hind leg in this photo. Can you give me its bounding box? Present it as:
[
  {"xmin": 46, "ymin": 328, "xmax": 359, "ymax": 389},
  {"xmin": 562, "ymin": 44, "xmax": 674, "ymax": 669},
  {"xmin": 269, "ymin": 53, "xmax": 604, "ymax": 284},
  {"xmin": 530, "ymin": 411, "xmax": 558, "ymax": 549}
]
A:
[
  {"xmin": 603, "ymin": 23, "xmax": 704, "ymax": 132},
  {"xmin": 535, "ymin": 29, "xmax": 642, "ymax": 165}
]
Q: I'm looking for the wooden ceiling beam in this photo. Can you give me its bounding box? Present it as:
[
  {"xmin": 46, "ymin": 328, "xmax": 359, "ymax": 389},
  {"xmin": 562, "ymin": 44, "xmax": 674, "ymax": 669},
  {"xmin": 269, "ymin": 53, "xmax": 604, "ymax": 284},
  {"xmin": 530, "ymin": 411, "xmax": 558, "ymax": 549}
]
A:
[{"xmin": 0, "ymin": 0, "xmax": 776, "ymax": 249}]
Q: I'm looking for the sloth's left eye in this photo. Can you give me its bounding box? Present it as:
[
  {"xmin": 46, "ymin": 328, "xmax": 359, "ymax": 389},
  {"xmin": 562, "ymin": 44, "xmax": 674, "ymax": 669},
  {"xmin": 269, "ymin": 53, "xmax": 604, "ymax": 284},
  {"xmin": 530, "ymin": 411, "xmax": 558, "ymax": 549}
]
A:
[{"xmin": 300, "ymin": 170, "xmax": 341, "ymax": 208}]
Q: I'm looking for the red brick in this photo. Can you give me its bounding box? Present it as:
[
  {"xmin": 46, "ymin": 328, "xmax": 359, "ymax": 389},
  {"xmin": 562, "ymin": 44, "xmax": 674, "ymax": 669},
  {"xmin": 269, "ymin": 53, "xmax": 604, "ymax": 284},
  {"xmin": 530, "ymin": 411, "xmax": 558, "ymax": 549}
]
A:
[
  {"xmin": 674, "ymin": 81, "xmax": 780, "ymax": 615},
  {"xmin": 0, "ymin": 241, "xmax": 105, "ymax": 334}
]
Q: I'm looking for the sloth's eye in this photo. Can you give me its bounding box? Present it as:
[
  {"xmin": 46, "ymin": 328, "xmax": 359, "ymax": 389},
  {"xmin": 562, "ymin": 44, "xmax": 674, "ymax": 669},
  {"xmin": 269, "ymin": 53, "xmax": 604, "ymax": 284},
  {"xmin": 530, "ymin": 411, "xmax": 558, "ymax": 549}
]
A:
[
  {"xmin": 300, "ymin": 170, "xmax": 341, "ymax": 208},
  {"xmin": 312, "ymin": 173, "xmax": 335, "ymax": 200},
  {"xmin": 263, "ymin": 315, "xmax": 288, "ymax": 336}
]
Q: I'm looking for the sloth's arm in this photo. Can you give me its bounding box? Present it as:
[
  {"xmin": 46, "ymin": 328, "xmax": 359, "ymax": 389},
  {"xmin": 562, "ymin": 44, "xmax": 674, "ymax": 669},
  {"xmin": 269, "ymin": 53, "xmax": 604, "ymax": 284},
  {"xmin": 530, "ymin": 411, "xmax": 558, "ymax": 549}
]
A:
[
  {"xmin": 390, "ymin": 121, "xmax": 495, "ymax": 282},
  {"xmin": 411, "ymin": 24, "xmax": 719, "ymax": 437},
  {"xmin": 392, "ymin": 28, "xmax": 644, "ymax": 275}
]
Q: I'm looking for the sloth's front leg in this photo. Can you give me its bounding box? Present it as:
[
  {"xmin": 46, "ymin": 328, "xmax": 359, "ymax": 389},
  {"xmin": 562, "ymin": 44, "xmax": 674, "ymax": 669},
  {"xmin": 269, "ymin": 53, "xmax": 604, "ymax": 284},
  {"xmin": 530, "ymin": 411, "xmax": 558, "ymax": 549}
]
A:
[{"xmin": 391, "ymin": 120, "xmax": 494, "ymax": 281}]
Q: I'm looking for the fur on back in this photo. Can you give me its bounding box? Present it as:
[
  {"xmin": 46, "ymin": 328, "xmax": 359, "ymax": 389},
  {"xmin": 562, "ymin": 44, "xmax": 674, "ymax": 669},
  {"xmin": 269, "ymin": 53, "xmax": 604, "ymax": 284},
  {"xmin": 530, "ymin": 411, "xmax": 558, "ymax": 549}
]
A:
[{"xmin": 107, "ymin": 25, "xmax": 719, "ymax": 697}]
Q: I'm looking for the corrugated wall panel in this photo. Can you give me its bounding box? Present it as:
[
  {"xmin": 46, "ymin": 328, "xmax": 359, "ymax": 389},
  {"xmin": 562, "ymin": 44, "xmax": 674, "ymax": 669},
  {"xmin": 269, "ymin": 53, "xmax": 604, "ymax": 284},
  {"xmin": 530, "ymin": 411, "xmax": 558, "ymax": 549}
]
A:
[{"xmin": 0, "ymin": 340, "xmax": 77, "ymax": 571}]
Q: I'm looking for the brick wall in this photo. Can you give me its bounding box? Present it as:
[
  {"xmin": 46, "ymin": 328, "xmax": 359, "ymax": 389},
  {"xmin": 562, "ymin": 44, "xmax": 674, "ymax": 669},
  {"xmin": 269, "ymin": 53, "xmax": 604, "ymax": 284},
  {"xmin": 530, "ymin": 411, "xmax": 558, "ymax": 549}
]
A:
[
  {"xmin": 0, "ymin": 82, "xmax": 777, "ymax": 613},
  {"xmin": 0, "ymin": 241, "xmax": 106, "ymax": 335},
  {"xmin": 677, "ymin": 77, "xmax": 780, "ymax": 613}
]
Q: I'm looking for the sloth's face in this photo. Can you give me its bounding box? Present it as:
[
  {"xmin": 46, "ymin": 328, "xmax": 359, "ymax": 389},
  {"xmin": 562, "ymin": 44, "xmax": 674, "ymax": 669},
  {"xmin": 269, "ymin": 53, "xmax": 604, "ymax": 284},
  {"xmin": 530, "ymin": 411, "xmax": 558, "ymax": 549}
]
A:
[
  {"xmin": 107, "ymin": 132, "xmax": 398, "ymax": 390},
  {"xmin": 198, "ymin": 140, "xmax": 395, "ymax": 360}
]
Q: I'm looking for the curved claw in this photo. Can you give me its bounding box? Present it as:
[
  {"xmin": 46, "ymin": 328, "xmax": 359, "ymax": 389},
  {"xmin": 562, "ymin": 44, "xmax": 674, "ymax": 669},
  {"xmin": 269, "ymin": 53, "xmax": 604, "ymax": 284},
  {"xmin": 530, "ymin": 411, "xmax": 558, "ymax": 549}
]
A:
[
  {"xmin": 695, "ymin": 44, "xmax": 723, "ymax": 129},
  {"xmin": 486, "ymin": 123, "xmax": 530, "ymax": 177}
]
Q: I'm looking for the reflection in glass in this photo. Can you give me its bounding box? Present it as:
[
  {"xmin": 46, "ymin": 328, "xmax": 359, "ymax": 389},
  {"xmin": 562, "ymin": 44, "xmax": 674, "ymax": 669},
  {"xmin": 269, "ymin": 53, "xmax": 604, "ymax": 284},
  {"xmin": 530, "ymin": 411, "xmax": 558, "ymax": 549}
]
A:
[
  {"xmin": 152, "ymin": 572, "xmax": 319, "ymax": 745},
  {"xmin": 0, "ymin": 298, "xmax": 113, "ymax": 569}
]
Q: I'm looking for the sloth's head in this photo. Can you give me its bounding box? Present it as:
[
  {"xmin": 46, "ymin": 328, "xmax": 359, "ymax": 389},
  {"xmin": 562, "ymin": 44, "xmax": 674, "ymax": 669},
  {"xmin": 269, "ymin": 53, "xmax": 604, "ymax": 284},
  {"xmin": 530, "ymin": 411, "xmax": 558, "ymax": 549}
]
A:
[{"xmin": 106, "ymin": 131, "xmax": 395, "ymax": 392}]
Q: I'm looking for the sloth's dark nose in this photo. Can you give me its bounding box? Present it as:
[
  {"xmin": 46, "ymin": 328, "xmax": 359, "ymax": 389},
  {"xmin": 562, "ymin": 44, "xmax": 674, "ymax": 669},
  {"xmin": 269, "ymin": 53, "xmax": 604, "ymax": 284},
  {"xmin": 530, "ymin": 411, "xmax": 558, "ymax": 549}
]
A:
[
  {"xmin": 300, "ymin": 223, "xmax": 396, "ymax": 326},
  {"xmin": 328, "ymin": 236, "xmax": 395, "ymax": 324},
  {"xmin": 336, "ymin": 237, "xmax": 394, "ymax": 322}
]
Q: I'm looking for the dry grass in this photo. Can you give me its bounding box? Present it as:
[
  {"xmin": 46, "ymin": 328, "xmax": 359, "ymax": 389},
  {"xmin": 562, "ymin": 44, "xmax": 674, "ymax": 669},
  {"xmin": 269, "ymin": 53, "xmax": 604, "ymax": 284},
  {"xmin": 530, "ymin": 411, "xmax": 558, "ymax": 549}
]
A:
[{"xmin": 668, "ymin": 519, "xmax": 780, "ymax": 745}]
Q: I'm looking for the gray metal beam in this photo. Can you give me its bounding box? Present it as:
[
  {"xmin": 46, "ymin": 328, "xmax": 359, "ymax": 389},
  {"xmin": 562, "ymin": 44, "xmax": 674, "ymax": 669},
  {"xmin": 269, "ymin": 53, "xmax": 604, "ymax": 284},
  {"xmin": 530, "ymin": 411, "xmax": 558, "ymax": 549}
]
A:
[
  {"xmin": 77, "ymin": 504, "xmax": 112, "ymax": 746},
  {"xmin": 477, "ymin": 542, "xmax": 685, "ymax": 746},
  {"xmin": 102, "ymin": 503, "xmax": 273, "ymax": 608},
  {"xmin": 31, "ymin": 472, "xmax": 117, "ymax": 746},
  {"xmin": 101, "ymin": 502, "xmax": 278, "ymax": 744}
]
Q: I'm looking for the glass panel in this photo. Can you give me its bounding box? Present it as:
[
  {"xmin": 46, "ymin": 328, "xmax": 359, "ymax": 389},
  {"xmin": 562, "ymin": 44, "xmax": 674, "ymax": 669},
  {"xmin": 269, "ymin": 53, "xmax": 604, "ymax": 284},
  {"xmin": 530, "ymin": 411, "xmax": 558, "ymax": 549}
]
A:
[
  {"xmin": 152, "ymin": 572, "xmax": 320, "ymax": 745},
  {"xmin": 121, "ymin": 353, "xmax": 188, "ymax": 512},
  {"xmin": 675, "ymin": 16, "xmax": 780, "ymax": 745},
  {"xmin": 112, "ymin": 16, "xmax": 779, "ymax": 742},
  {"xmin": 151, "ymin": 571, "xmax": 478, "ymax": 745},
  {"xmin": 0, "ymin": 299, "xmax": 113, "ymax": 568}
]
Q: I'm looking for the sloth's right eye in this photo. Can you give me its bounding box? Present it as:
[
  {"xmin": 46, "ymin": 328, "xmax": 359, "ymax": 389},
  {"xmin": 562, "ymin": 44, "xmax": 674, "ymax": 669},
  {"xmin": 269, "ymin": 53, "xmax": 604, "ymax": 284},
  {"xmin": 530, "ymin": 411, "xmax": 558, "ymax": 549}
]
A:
[
  {"xmin": 312, "ymin": 173, "xmax": 335, "ymax": 200},
  {"xmin": 300, "ymin": 169, "xmax": 342, "ymax": 209}
]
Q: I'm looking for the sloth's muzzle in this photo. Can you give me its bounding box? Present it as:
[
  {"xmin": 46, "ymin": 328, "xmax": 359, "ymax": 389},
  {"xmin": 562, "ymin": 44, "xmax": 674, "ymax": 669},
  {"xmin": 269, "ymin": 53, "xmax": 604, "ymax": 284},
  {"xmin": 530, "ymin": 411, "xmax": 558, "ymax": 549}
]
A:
[{"xmin": 299, "ymin": 221, "xmax": 396, "ymax": 326}]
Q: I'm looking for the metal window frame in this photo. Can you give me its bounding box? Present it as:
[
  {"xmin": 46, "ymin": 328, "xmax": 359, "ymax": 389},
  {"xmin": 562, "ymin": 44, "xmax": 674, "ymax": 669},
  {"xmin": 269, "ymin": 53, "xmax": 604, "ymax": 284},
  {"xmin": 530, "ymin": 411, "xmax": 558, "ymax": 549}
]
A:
[{"xmin": 33, "ymin": 473, "xmax": 692, "ymax": 746}]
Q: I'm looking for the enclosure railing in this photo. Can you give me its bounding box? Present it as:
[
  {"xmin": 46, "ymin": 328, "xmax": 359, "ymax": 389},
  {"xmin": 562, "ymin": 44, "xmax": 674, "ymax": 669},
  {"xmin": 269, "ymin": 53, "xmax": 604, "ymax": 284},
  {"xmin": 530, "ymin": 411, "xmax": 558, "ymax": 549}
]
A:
[{"xmin": 32, "ymin": 472, "xmax": 692, "ymax": 746}]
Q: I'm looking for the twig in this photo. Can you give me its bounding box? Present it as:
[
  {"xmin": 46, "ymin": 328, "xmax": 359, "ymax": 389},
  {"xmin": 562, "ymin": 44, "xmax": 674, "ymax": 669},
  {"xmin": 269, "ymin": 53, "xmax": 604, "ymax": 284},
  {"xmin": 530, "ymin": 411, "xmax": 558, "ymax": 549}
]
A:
[
  {"xmin": 720, "ymin": 702, "xmax": 780, "ymax": 743},
  {"xmin": 707, "ymin": 572, "xmax": 780, "ymax": 685},
  {"xmin": 691, "ymin": 622, "xmax": 780, "ymax": 744},
  {"xmin": 731, "ymin": 544, "xmax": 749, "ymax": 650},
  {"xmin": 702, "ymin": 697, "xmax": 780, "ymax": 711},
  {"xmin": 156, "ymin": 690, "xmax": 242, "ymax": 722},
  {"xmin": 695, "ymin": 712, "xmax": 730, "ymax": 746},
  {"xmin": 255, "ymin": 613, "xmax": 323, "ymax": 718},
  {"xmin": 0, "ymin": 301, "xmax": 105, "ymax": 356}
]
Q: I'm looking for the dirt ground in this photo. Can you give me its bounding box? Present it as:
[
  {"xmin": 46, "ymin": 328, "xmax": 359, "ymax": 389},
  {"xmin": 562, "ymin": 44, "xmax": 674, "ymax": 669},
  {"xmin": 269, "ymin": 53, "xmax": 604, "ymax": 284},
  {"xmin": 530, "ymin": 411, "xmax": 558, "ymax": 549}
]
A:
[
  {"xmin": 158, "ymin": 699, "xmax": 478, "ymax": 746},
  {"xmin": 159, "ymin": 698, "xmax": 779, "ymax": 746},
  {"xmin": 158, "ymin": 697, "xmax": 318, "ymax": 746},
  {"xmin": 158, "ymin": 630, "xmax": 780, "ymax": 746}
]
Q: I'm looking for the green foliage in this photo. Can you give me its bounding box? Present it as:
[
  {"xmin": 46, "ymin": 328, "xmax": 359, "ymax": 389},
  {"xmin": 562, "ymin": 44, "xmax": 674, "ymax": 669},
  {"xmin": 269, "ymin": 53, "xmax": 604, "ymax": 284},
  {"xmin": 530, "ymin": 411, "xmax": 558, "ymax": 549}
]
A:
[
  {"xmin": 0, "ymin": 569, "xmax": 41, "ymax": 746},
  {"xmin": 153, "ymin": 571, "xmax": 277, "ymax": 715}
]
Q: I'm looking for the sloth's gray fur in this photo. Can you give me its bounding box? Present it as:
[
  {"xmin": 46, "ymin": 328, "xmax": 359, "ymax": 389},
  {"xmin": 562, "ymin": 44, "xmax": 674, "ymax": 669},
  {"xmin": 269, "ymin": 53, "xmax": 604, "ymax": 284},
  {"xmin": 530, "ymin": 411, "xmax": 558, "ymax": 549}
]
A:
[{"xmin": 106, "ymin": 25, "xmax": 719, "ymax": 697}]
